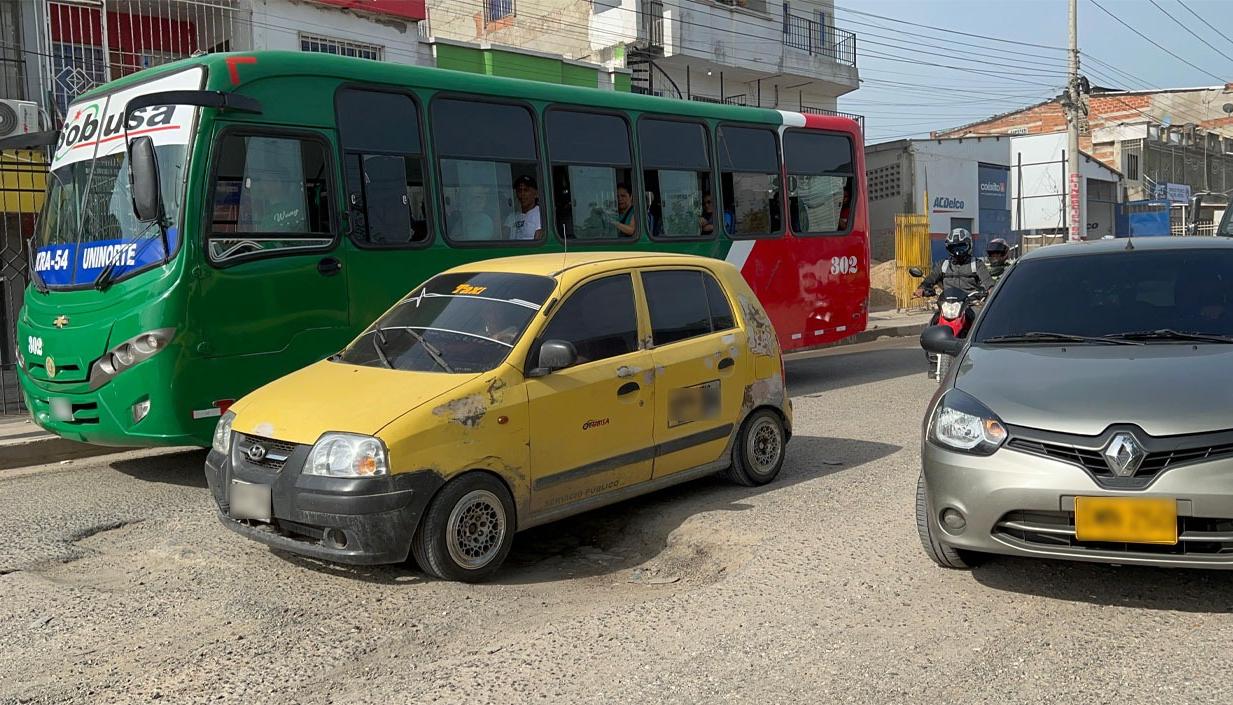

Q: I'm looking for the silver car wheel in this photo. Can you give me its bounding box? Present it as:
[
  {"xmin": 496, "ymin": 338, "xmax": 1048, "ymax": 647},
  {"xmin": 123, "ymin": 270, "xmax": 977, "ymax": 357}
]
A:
[
  {"xmin": 446, "ymin": 489, "xmax": 507, "ymax": 570},
  {"xmin": 747, "ymin": 416, "xmax": 784, "ymax": 476}
]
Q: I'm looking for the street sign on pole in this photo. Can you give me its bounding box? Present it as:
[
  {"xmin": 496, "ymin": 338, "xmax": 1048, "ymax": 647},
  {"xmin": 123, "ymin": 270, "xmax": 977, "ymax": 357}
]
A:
[{"xmin": 1069, "ymin": 172, "xmax": 1081, "ymax": 240}]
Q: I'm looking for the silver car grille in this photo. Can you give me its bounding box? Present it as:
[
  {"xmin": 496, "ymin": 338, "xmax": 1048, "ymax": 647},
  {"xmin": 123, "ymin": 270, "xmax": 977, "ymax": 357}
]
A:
[
  {"xmin": 995, "ymin": 510, "xmax": 1233, "ymax": 556},
  {"xmin": 1005, "ymin": 430, "xmax": 1233, "ymax": 489}
]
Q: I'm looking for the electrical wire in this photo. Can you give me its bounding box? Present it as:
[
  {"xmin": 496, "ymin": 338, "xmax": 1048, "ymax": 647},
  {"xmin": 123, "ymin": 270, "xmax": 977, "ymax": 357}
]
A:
[
  {"xmin": 1175, "ymin": 0, "xmax": 1233, "ymax": 49},
  {"xmin": 1087, "ymin": 0, "xmax": 1228, "ymax": 83},
  {"xmin": 1145, "ymin": 0, "xmax": 1233, "ymax": 65}
]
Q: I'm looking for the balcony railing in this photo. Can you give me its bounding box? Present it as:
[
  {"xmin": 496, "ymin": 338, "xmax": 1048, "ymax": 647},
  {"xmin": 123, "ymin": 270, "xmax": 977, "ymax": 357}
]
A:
[
  {"xmin": 783, "ymin": 13, "xmax": 856, "ymax": 67},
  {"xmin": 637, "ymin": 0, "xmax": 664, "ymax": 48},
  {"xmin": 800, "ymin": 105, "xmax": 864, "ymax": 130}
]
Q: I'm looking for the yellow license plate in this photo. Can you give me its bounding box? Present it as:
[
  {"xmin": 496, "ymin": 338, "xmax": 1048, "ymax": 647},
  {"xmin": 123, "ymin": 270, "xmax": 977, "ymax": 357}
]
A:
[{"xmin": 1074, "ymin": 496, "xmax": 1178, "ymax": 544}]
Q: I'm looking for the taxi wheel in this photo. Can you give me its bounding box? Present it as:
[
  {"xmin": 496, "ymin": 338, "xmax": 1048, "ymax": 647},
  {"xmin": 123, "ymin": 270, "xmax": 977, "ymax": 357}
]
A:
[
  {"xmin": 412, "ymin": 473, "xmax": 515, "ymax": 583},
  {"xmin": 726, "ymin": 409, "xmax": 786, "ymax": 487},
  {"xmin": 915, "ymin": 471, "xmax": 983, "ymax": 569}
]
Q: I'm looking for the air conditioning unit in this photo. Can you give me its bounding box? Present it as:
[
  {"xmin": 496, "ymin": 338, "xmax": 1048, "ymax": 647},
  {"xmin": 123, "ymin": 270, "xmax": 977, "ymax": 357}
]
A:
[{"xmin": 0, "ymin": 100, "xmax": 41, "ymax": 139}]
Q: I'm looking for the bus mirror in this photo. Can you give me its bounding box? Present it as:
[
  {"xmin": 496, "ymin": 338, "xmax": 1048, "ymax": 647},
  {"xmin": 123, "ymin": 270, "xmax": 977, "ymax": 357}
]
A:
[{"xmin": 129, "ymin": 136, "xmax": 163, "ymax": 223}]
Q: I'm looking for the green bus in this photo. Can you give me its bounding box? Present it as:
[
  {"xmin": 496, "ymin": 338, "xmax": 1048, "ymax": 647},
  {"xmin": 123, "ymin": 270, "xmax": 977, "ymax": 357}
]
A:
[{"xmin": 16, "ymin": 51, "xmax": 868, "ymax": 448}]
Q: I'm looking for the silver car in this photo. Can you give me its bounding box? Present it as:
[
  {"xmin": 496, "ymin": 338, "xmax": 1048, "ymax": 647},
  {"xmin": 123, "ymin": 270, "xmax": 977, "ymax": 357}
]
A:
[{"xmin": 917, "ymin": 237, "xmax": 1233, "ymax": 570}]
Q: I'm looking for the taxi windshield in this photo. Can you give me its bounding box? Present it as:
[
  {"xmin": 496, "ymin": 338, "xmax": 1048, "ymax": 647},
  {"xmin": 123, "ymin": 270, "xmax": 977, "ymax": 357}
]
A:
[{"xmin": 336, "ymin": 272, "xmax": 556, "ymax": 373}]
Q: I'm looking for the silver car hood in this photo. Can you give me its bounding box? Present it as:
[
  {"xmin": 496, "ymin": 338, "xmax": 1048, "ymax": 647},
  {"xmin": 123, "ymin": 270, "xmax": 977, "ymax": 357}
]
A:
[{"xmin": 956, "ymin": 344, "xmax": 1233, "ymax": 436}]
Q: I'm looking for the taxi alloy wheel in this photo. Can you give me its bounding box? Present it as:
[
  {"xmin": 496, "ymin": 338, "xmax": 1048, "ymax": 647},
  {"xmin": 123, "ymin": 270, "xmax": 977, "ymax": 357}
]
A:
[
  {"xmin": 413, "ymin": 473, "xmax": 515, "ymax": 583},
  {"xmin": 726, "ymin": 409, "xmax": 786, "ymax": 487}
]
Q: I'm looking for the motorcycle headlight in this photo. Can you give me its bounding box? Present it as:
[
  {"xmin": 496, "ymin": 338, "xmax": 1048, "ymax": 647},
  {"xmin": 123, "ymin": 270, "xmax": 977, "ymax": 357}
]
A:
[
  {"xmin": 929, "ymin": 389, "xmax": 1007, "ymax": 456},
  {"xmin": 307, "ymin": 433, "xmax": 389, "ymax": 478},
  {"xmin": 941, "ymin": 301, "xmax": 962, "ymax": 320},
  {"xmin": 212, "ymin": 410, "xmax": 235, "ymax": 454}
]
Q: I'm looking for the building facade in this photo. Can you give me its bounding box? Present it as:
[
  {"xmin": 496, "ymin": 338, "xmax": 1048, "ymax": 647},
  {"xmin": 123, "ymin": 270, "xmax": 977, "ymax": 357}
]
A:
[
  {"xmin": 425, "ymin": 0, "xmax": 861, "ymax": 119},
  {"xmin": 866, "ymin": 136, "xmax": 1120, "ymax": 262},
  {"xmin": 932, "ymin": 85, "xmax": 1233, "ymax": 206}
]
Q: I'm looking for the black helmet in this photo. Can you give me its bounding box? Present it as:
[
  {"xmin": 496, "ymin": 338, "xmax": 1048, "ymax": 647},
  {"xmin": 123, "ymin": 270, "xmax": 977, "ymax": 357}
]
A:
[
  {"xmin": 945, "ymin": 228, "xmax": 973, "ymax": 258},
  {"xmin": 986, "ymin": 238, "xmax": 1009, "ymax": 255}
]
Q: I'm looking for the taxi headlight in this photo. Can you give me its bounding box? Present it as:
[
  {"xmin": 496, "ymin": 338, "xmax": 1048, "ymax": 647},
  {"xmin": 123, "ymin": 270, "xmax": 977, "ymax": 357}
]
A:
[
  {"xmin": 929, "ymin": 389, "xmax": 1007, "ymax": 456},
  {"xmin": 307, "ymin": 433, "xmax": 389, "ymax": 478},
  {"xmin": 212, "ymin": 410, "xmax": 235, "ymax": 454}
]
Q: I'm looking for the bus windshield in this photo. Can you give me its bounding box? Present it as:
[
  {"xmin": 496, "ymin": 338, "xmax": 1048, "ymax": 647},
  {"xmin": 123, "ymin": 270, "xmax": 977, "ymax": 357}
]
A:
[
  {"xmin": 32, "ymin": 66, "xmax": 203, "ymax": 289},
  {"xmin": 337, "ymin": 272, "xmax": 556, "ymax": 374}
]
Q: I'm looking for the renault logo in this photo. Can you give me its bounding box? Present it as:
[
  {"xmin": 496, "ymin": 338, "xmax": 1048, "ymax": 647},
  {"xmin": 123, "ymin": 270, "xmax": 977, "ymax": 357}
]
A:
[
  {"xmin": 1103, "ymin": 432, "xmax": 1146, "ymax": 477},
  {"xmin": 245, "ymin": 444, "xmax": 268, "ymax": 463},
  {"xmin": 53, "ymin": 315, "xmax": 69, "ymax": 329}
]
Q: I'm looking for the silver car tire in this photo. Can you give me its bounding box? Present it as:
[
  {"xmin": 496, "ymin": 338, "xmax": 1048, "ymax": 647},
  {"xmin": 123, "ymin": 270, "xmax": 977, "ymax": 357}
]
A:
[
  {"xmin": 412, "ymin": 473, "xmax": 516, "ymax": 583},
  {"xmin": 915, "ymin": 471, "xmax": 981, "ymax": 569}
]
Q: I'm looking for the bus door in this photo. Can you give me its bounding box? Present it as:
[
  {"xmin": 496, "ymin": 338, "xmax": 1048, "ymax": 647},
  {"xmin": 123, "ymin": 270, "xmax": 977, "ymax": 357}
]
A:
[{"xmin": 191, "ymin": 128, "xmax": 351, "ymax": 363}]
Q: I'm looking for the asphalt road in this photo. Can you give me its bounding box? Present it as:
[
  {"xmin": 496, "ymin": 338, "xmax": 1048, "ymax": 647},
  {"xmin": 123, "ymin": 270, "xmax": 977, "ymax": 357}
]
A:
[{"xmin": 3, "ymin": 337, "xmax": 1231, "ymax": 704}]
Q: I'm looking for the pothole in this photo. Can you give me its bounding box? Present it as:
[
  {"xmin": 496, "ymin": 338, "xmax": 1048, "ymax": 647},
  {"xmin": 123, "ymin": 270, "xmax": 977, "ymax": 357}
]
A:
[{"xmin": 70, "ymin": 519, "xmax": 145, "ymax": 544}]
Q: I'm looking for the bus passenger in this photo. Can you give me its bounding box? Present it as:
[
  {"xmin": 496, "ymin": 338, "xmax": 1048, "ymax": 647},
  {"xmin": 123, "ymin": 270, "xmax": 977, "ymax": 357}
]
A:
[
  {"xmin": 613, "ymin": 183, "xmax": 637, "ymax": 237},
  {"xmin": 700, "ymin": 192, "xmax": 733, "ymax": 235},
  {"xmin": 506, "ymin": 174, "xmax": 542, "ymax": 240}
]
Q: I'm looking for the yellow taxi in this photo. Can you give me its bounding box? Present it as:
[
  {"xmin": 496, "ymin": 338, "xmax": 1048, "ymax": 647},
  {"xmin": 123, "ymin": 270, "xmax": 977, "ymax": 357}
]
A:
[{"xmin": 204, "ymin": 253, "xmax": 791, "ymax": 581}]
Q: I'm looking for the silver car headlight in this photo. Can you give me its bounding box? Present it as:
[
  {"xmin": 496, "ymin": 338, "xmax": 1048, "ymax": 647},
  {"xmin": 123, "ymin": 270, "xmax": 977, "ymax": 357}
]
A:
[
  {"xmin": 307, "ymin": 433, "xmax": 389, "ymax": 477},
  {"xmin": 929, "ymin": 389, "xmax": 1007, "ymax": 456},
  {"xmin": 212, "ymin": 410, "xmax": 236, "ymax": 454}
]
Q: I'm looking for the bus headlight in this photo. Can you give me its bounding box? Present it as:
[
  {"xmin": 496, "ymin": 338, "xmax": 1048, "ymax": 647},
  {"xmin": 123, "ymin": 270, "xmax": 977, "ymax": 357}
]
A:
[
  {"xmin": 88, "ymin": 328, "xmax": 175, "ymax": 390},
  {"xmin": 307, "ymin": 433, "xmax": 389, "ymax": 478},
  {"xmin": 212, "ymin": 411, "xmax": 235, "ymax": 454}
]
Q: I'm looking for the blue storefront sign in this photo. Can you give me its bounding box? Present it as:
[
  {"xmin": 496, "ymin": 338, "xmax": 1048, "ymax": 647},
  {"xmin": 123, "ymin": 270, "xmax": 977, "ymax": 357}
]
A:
[
  {"xmin": 1152, "ymin": 182, "xmax": 1192, "ymax": 204},
  {"xmin": 978, "ymin": 164, "xmax": 1010, "ymax": 210}
]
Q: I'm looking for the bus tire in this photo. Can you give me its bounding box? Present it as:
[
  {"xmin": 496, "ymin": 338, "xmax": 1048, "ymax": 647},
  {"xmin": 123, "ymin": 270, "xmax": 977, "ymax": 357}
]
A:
[
  {"xmin": 725, "ymin": 409, "xmax": 787, "ymax": 487},
  {"xmin": 412, "ymin": 473, "xmax": 515, "ymax": 583}
]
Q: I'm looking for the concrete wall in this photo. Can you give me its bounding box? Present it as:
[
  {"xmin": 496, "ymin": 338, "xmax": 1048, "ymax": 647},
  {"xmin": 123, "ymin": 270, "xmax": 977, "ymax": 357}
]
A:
[
  {"xmin": 427, "ymin": 0, "xmax": 592, "ymax": 60},
  {"xmin": 865, "ymin": 141, "xmax": 916, "ymax": 262},
  {"xmin": 251, "ymin": 0, "xmax": 428, "ymax": 66}
]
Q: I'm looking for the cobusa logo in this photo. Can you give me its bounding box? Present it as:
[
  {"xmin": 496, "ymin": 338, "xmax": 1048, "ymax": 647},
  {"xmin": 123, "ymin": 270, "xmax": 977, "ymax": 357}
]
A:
[
  {"xmin": 54, "ymin": 104, "xmax": 177, "ymax": 161},
  {"xmin": 933, "ymin": 197, "xmax": 965, "ymax": 210}
]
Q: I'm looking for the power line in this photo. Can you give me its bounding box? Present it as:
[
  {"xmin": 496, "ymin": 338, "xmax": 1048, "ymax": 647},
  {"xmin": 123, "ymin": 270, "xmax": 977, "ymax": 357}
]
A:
[
  {"xmin": 837, "ymin": 6, "xmax": 1068, "ymax": 51},
  {"xmin": 1175, "ymin": 0, "xmax": 1233, "ymax": 49},
  {"xmin": 1146, "ymin": 0, "xmax": 1233, "ymax": 65},
  {"xmin": 1087, "ymin": 0, "xmax": 1228, "ymax": 83}
]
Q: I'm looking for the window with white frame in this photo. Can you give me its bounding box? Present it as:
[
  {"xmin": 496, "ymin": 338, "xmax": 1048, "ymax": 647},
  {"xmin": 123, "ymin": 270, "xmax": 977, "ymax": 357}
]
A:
[{"xmin": 299, "ymin": 34, "xmax": 383, "ymax": 61}]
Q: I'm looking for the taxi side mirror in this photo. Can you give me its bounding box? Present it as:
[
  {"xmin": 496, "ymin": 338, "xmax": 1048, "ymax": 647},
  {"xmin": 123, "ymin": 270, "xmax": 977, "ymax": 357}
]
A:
[
  {"xmin": 921, "ymin": 325, "xmax": 964, "ymax": 357},
  {"xmin": 527, "ymin": 339, "xmax": 577, "ymax": 377}
]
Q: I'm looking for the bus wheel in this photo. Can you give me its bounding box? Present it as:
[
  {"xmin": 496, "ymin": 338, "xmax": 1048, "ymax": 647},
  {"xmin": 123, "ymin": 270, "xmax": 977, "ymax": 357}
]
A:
[{"xmin": 412, "ymin": 473, "xmax": 515, "ymax": 583}]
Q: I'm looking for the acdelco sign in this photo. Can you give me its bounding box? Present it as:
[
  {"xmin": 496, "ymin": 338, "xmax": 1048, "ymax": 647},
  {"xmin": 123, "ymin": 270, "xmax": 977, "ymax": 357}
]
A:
[
  {"xmin": 932, "ymin": 196, "xmax": 966, "ymax": 212},
  {"xmin": 50, "ymin": 66, "xmax": 205, "ymax": 171}
]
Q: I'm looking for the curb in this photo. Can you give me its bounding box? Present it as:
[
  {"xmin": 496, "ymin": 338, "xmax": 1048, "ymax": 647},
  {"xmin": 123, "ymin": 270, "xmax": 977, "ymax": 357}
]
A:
[
  {"xmin": 0, "ymin": 432, "xmax": 126, "ymax": 471},
  {"xmin": 783, "ymin": 318, "xmax": 930, "ymax": 362}
]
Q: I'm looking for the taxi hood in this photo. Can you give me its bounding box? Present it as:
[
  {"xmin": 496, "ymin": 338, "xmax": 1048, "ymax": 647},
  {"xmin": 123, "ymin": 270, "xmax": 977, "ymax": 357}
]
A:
[{"xmin": 230, "ymin": 360, "xmax": 481, "ymax": 445}]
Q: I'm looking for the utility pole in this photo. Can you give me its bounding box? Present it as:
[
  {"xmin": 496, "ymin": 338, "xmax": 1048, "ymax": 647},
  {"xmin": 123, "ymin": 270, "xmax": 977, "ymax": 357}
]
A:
[{"xmin": 1066, "ymin": 0, "xmax": 1085, "ymax": 241}]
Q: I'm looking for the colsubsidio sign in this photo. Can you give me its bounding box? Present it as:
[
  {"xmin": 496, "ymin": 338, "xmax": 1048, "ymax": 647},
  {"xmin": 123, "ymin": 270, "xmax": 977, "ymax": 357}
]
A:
[{"xmin": 36, "ymin": 67, "xmax": 202, "ymax": 286}]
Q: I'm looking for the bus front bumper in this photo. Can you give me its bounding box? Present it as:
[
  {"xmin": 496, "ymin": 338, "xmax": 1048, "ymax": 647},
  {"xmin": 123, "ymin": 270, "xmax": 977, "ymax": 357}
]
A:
[{"xmin": 204, "ymin": 448, "xmax": 444, "ymax": 565}]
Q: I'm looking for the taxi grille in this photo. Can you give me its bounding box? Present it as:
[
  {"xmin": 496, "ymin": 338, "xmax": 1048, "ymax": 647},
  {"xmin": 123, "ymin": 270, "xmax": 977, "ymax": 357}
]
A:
[
  {"xmin": 234, "ymin": 433, "xmax": 298, "ymax": 472},
  {"xmin": 994, "ymin": 510, "xmax": 1233, "ymax": 556}
]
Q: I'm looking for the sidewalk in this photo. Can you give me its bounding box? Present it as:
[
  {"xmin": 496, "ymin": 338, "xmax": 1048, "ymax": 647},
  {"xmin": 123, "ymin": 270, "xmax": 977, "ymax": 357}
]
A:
[
  {"xmin": 0, "ymin": 415, "xmax": 122, "ymax": 470},
  {"xmin": 783, "ymin": 308, "xmax": 932, "ymax": 361}
]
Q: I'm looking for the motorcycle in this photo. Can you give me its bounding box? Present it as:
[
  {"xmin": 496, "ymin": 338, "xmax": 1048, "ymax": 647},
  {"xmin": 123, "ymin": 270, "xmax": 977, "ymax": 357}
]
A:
[{"xmin": 908, "ymin": 267, "xmax": 984, "ymax": 380}]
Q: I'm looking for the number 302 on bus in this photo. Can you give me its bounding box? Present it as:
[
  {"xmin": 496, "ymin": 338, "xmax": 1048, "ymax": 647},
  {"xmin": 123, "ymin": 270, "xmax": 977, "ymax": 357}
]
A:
[{"xmin": 830, "ymin": 256, "xmax": 859, "ymax": 275}]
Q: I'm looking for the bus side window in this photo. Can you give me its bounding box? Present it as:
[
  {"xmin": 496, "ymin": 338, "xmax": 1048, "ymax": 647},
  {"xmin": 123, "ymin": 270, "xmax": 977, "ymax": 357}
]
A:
[
  {"xmin": 784, "ymin": 130, "xmax": 856, "ymax": 236},
  {"xmin": 718, "ymin": 125, "xmax": 782, "ymax": 238},
  {"xmin": 638, "ymin": 119, "xmax": 712, "ymax": 239},
  {"xmin": 546, "ymin": 109, "xmax": 633, "ymax": 241},
  {"xmin": 430, "ymin": 98, "xmax": 543, "ymax": 245},
  {"xmin": 337, "ymin": 88, "xmax": 429, "ymax": 247}
]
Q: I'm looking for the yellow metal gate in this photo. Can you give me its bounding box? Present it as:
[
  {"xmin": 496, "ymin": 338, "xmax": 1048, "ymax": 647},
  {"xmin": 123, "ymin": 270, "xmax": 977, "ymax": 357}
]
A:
[{"xmin": 894, "ymin": 213, "xmax": 930, "ymax": 311}]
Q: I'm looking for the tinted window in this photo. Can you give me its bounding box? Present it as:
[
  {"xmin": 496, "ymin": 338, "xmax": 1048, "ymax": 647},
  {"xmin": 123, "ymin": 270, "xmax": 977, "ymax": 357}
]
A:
[
  {"xmin": 785, "ymin": 130, "xmax": 855, "ymax": 235},
  {"xmin": 639, "ymin": 119, "xmax": 712, "ymax": 239},
  {"xmin": 547, "ymin": 110, "xmax": 631, "ymax": 166},
  {"xmin": 643, "ymin": 270, "xmax": 730, "ymax": 345},
  {"xmin": 975, "ymin": 250, "xmax": 1233, "ymax": 342},
  {"xmin": 539, "ymin": 275, "xmax": 638, "ymax": 364},
  {"xmin": 338, "ymin": 89, "xmax": 421, "ymax": 154},
  {"xmin": 719, "ymin": 126, "xmax": 782, "ymax": 238},
  {"xmin": 337, "ymin": 272, "xmax": 555, "ymax": 373},
  {"xmin": 547, "ymin": 110, "xmax": 635, "ymax": 241},
  {"xmin": 209, "ymin": 135, "xmax": 332, "ymax": 262},
  {"xmin": 432, "ymin": 98, "xmax": 542, "ymax": 243},
  {"xmin": 705, "ymin": 273, "xmax": 736, "ymax": 330}
]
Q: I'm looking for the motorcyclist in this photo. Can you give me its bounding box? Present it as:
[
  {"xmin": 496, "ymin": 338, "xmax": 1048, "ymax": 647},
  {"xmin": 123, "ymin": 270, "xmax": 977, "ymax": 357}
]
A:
[
  {"xmin": 986, "ymin": 238, "xmax": 1011, "ymax": 281},
  {"xmin": 915, "ymin": 228, "xmax": 993, "ymax": 299}
]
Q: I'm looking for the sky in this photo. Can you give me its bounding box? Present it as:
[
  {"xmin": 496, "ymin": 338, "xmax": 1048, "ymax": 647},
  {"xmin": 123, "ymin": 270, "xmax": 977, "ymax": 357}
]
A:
[{"xmin": 836, "ymin": 0, "xmax": 1233, "ymax": 144}]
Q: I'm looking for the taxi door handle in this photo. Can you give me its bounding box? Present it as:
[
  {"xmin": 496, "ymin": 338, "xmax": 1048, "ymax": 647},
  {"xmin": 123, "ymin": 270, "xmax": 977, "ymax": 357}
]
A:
[
  {"xmin": 718, "ymin": 357, "xmax": 735, "ymax": 370},
  {"xmin": 317, "ymin": 257, "xmax": 343, "ymax": 276},
  {"xmin": 617, "ymin": 382, "xmax": 640, "ymax": 396}
]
